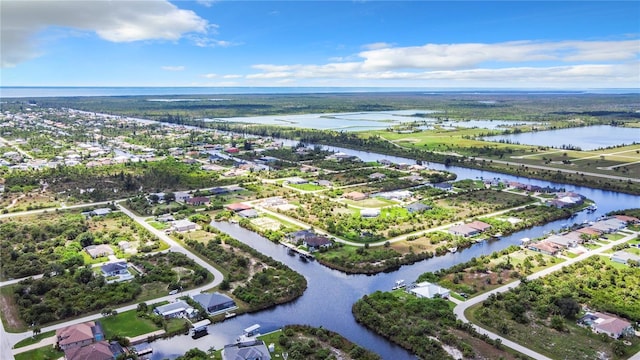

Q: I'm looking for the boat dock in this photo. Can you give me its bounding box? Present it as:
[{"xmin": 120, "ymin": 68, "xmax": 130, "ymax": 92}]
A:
[{"xmin": 281, "ymin": 242, "xmax": 314, "ymax": 260}]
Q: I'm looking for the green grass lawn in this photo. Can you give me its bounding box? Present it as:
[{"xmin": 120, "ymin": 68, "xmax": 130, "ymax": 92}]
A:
[
  {"xmin": 14, "ymin": 346, "xmax": 63, "ymax": 360},
  {"xmin": 148, "ymin": 220, "xmax": 169, "ymax": 230},
  {"xmin": 100, "ymin": 309, "xmax": 160, "ymax": 338},
  {"xmin": 288, "ymin": 183, "xmax": 325, "ymax": 191},
  {"xmin": 13, "ymin": 330, "xmax": 56, "ymax": 349}
]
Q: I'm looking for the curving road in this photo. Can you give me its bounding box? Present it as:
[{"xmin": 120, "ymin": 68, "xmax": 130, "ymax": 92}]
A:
[
  {"xmin": 0, "ymin": 203, "xmax": 224, "ymax": 360},
  {"xmin": 453, "ymin": 230, "xmax": 639, "ymax": 360}
]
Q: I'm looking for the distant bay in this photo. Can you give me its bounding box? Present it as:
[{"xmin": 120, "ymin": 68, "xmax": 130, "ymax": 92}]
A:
[{"xmin": 1, "ymin": 86, "xmax": 638, "ymax": 98}]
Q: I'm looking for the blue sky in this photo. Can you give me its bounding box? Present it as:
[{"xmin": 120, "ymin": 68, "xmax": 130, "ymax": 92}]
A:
[{"xmin": 1, "ymin": 1, "xmax": 639, "ymax": 88}]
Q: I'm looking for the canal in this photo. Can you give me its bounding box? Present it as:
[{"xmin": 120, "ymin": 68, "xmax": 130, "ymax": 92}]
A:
[{"xmin": 150, "ymin": 144, "xmax": 640, "ymax": 360}]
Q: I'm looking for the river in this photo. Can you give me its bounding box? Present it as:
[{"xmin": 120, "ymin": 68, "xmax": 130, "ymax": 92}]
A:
[{"xmin": 149, "ymin": 144, "xmax": 639, "ymax": 360}]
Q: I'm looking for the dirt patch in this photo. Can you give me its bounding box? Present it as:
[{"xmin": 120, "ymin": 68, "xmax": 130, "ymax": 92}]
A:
[
  {"xmin": 0, "ymin": 291, "xmax": 25, "ymax": 331},
  {"xmin": 451, "ymin": 329, "xmax": 518, "ymax": 360}
]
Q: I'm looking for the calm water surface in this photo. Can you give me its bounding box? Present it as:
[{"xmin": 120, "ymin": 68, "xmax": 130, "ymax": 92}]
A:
[
  {"xmin": 150, "ymin": 144, "xmax": 639, "ymax": 360},
  {"xmin": 483, "ymin": 125, "xmax": 640, "ymax": 150}
]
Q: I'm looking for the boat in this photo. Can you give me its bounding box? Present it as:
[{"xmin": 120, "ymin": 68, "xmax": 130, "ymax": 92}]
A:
[
  {"xmin": 392, "ymin": 279, "xmax": 406, "ymax": 290},
  {"xmin": 520, "ymin": 237, "xmax": 531, "ymax": 243},
  {"xmin": 191, "ymin": 327, "xmax": 208, "ymax": 339},
  {"xmin": 287, "ymin": 248, "xmax": 295, "ymax": 256},
  {"xmin": 491, "ymin": 233, "xmax": 502, "ymax": 239},
  {"xmin": 224, "ymin": 311, "xmax": 237, "ymax": 319},
  {"xmin": 448, "ymin": 247, "xmax": 458, "ymax": 253},
  {"xmin": 586, "ymin": 204, "xmax": 597, "ymax": 212},
  {"xmin": 299, "ymin": 254, "xmax": 308, "ymax": 262}
]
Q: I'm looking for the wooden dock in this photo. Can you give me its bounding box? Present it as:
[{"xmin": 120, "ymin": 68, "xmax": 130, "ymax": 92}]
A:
[{"xmin": 281, "ymin": 242, "xmax": 314, "ymax": 259}]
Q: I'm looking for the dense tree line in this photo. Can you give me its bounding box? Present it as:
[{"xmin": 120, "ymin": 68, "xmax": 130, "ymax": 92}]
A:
[
  {"xmin": 184, "ymin": 230, "xmax": 307, "ymax": 311},
  {"xmin": 352, "ymin": 291, "xmax": 521, "ymax": 360},
  {"xmin": 10, "ymin": 252, "xmax": 209, "ymax": 326}
]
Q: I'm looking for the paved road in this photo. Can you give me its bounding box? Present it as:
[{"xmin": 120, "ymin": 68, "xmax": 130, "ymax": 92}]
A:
[
  {"xmin": 0, "ymin": 203, "xmax": 225, "ymax": 360},
  {"xmin": 453, "ymin": 230, "xmax": 640, "ymax": 360}
]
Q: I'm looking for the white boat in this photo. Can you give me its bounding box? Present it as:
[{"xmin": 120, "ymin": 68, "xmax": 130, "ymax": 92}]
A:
[
  {"xmin": 520, "ymin": 237, "xmax": 531, "ymax": 243},
  {"xmin": 448, "ymin": 247, "xmax": 458, "ymax": 253},
  {"xmin": 392, "ymin": 280, "xmax": 406, "ymax": 290}
]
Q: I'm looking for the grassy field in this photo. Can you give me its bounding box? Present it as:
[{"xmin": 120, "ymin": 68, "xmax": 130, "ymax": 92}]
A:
[
  {"xmin": 14, "ymin": 346, "xmax": 63, "ymax": 360},
  {"xmin": 13, "ymin": 330, "xmax": 56, "ymax": 349},
  {"xmin": 100, "ymin": 309, "xmax": 159, "ymax": 338}
]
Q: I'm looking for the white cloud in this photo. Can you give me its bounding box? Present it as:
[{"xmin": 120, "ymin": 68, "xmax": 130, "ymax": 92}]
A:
[
  {"xmin": 245, "ymin": 39, "xmax": 640, "ymax": 87},
  {"xmin": 223, "ymin": 74, "xmax": 243, "ymax": 79},
  {"xmin": 189, "ymin": 35, "xmax": 237, "ymax": 48},
  {"xmin": 196, "ymin": 0, "xmax": 217, "ymax": 7},
  {"xmin": 162, "ymin": 66, "xmax": 185, "ymax": 71},
  {"xmin": 357, "ymin": 40, "xmax": 640, "ymax": 71},
  {"xmin": 202, "ymin": 73, "xmax": 218, "ymax": 78},
  {"xmin": 1, "ymin": 0, "xmax": 208, "ymax": 67},
  {"xmin": 362, "ymin": 42, "xmax": 394, "ymax": 50}
]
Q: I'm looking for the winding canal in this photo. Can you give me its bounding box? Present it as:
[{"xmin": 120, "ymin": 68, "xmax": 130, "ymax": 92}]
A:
[{"xmin": 150, "ymin": 145, "xmax": 639, "ymax": 360}]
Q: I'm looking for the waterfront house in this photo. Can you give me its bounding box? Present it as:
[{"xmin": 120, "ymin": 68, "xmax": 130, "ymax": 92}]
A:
[
  {"xmin": 288, "ymin": 229, "xmax": 316, "ymax": 243},
  {"xmin": 527, "ymin": 241, "xmax": 560, "ymax": 256},
  {"xmin": 408, "ymin": 282, "xmax": 450, "ymax": 299},
  {"xmin": 64, "ymin": 341, "xmax": 118, "ymax": 360},
  {"xmin": 56, "ymin": 321, "xmax": 104, "ymax": 350},
  {"xmin": 467, "ymin": 220, "xmax": 492, "ymax": 232},
  {"xmin": 238, "ymin": 209, "xmax": 259, "ymax": 218},
  {"xmin": 303, "ymin": 236, "xmax": 333, "ymax": 252},
  {"xmin": 222, "ymin": 340, "xmax": 271, "ymax": 360},
  {"xmin": 192, "ymin": 292, "xmax": 237, "ymax": 314},
  {"xmin": 545, "ymin": 234, "xmax": 576, "ymax": 248},
  {"xmin": 448, "ymin": 224, "xmax": 481, "ymax": 237},
  {"xmin": 614, "ymin": 215, "xmax": 640, "ymax": 224},
  {"xmin": 153, "ymin": 300, "xmax": 194, "ymax": 319}
]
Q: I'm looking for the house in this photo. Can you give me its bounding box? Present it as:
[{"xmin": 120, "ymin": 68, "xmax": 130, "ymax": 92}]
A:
[
  {"xmin": 101, "ymin": 262, "xmax": 129, "ymax": 277},
  {"xmin": 368, "ymin": 172, "xmax": 386, "ymax": 180},
  {"xmin": 433, "ymin": 182, "xmax": 453, "ymax": 191},
  {"xmin": 304, "ymin": 236, "xmax": 332, "ymax": 252},
  {"xmin": 576, "ymin": 227, "xmax": 602, "ymax": 237},
  {"xmin": 591, "ymin": 218, "xmax": 626, "ymax": 233},
  {"xmin": 64, "ymin": 341, "xmax": 116, "ymax": 360},
  {"xmin": 467, "ymin": 220, "xmax": 491, "ymax": 232},
  {"xmin": 224, "ymin": 147, "xmax": 240, "ymax": 153},
  {"xmin": 187, "ymin": 196, "xmax": 210, "ymax": 206},
  {"xmin": 527, "ymin": 241, "xmax": 560, "ymax": 256},
  {"xmin": 222, "ymin": 340, "xmax": 271, "ymax": 360},
  {"xmin": 448, "ymin": 224, "xmax": 481, "ymax": 237},
  {"xmin": 285, "ymin": 177, "xmax": 308, "ymax": 185},
  {"xmin": 90, "ymin": 208, "xmax": 112, "ymax": 216},
  {"xmin": 408, "ymin": 281, "xmax": 450, "ymax": 299},
  {"xmin": 261, "ymin": 197, "xmax": 287, "ymax": 207},
  {"xmin": 192, "ymin": 292, "xmax": 237, "ymax": 314},
  {"xmin": 238, "ymin": 209, "xmax": 259, "ymax": 218},
  {"xmin": 344, "ymin": 191, "xmax": 367, "ymax": 201},
  {"xmin": 614, "ymin": 215, "xmax": 640, "ymax": 224},
  {"xmin": 360, "ymin": 208, "xmax": 381, "ymax": 218},
  {"xmin": 153, "ymin": 300, "xmax": 194, "ymax": 319},
  {"xmin": 226, "ymin": 203, "xmax": 253, "ymax": 212},
  {"xmin": 157, "ymin": 214, "xmax": 175, "ymax": 222},
  {"xmin": 288, "ymin": 229, "xmax": 316, "ymax": 243},
  {"xmin": 148, "ymin": 192, "xmax": 165, "ymax": 202},
  {"xmin": 171, "ymin": 219, "xmax": 197, "ymax": 232},
  {"xmin": 210, "ymin": 187, "xmax": 230, "ymax": 195},
  {"xmin": 174, "ymin": 191, "xmax": 191, "ymax": 203},
  {"xmin": 406, "ymin": 202, "xmax": 431, "ymax": 213},
  {"xmin": 580, "ymin": 312, "xmax": 635, "ymax": 339},
  {"xmin": 56, "ymin": 321, "xmax": 104, "ymax": 350},
  {"xmin": 545, "ymin": 234, "xmax": 576, "ymax": 248},
  {"xmin": 377, "ymin": 190, "xmax": 412, "ymax": 200},
  {"xmin": 317, "ymin": 180, "xmax": 332, "ymax": 187},
  {"xmin": 611, "ymin": 251, "xmax": 640, "ymax": 265},
  {"xmin": 84, "ymin": 244, "xmax": 114, "ymax": 259}
]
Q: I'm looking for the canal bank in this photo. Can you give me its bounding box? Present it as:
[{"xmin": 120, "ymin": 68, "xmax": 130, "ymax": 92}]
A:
[{"xmin": 149, "ymin": 144, "xmax": 639, "ymax": 359}]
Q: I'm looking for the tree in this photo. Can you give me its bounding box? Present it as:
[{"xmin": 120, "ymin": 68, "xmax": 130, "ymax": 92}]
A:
[{"xmin": 32, "ymin": 326, "xmax": 41, "ymax": 338}]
